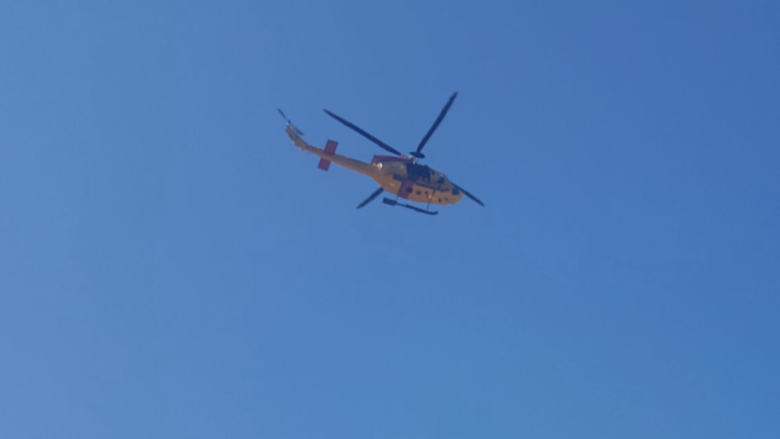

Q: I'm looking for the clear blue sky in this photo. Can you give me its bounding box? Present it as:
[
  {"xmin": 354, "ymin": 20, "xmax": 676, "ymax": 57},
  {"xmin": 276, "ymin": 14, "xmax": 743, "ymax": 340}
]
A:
[{"xmin": 1, "ymin": 1, "xmax": 778, "ymax": 438}]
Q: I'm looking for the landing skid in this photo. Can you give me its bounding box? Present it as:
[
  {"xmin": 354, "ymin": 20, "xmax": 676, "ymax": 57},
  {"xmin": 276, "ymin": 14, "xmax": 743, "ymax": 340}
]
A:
[{"xmin": 382, "ymin": 198, "xmax": 438, "ymax": 215}]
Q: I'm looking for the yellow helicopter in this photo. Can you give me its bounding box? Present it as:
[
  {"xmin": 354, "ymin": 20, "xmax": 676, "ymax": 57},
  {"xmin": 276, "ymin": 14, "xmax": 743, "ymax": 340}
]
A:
[{"xmin": 280, "ymin": 92, "xmax": 483, "ymax": 215}]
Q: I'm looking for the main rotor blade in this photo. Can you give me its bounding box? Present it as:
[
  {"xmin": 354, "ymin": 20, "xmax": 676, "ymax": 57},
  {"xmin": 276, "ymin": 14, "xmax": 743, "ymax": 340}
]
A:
[
  {"xmin": 323, "ymin": 109, "xmax": 404, "ymax": 157},
  {"xmin": 413, "ymin": 91, "xmax": 459, "ymax": 158},
  {"xmin": 455, "ymin": 184, "xmax": 484, "ymax": 207},
  {"xmin": 357, "ymin": 187, "xmax": 384, "ymax": 209}
]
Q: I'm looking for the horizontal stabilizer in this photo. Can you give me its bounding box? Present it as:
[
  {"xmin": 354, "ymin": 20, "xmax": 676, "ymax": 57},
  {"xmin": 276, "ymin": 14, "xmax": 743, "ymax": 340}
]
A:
[{"xmin": 318, "ymin": 140, "xmax": 338, "ymax": 171}]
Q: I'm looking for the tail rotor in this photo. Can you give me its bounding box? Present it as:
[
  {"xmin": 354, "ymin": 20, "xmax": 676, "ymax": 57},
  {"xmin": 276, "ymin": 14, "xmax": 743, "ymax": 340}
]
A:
[{"xmin": 277, "ymin": 108, "xmax": 304, "ymax": 136}]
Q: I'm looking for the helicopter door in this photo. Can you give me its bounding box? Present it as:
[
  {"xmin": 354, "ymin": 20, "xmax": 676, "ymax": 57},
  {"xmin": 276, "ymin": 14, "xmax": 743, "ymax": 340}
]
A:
[{"xmin": 398, "ymin": 180, "xmax": 415, "ymax": 199}]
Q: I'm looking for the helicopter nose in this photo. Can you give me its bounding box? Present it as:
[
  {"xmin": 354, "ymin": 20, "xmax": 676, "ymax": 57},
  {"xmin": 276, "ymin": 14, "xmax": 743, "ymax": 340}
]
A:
[{"xmin": 448, "ymin": 186, "xmax": 464, "ymax": 205}]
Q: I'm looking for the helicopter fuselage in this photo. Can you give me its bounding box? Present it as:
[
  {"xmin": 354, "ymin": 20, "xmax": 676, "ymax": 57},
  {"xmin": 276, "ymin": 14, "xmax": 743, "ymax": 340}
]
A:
[{"xmin": 286, "ymin": 124, "xmax": 463, "ymax": 206}]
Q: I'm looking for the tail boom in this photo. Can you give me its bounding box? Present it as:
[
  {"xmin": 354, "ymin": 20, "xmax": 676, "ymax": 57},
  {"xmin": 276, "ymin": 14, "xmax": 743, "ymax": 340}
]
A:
[{"xmin": 284, "ymin": 124, "xmax": 377, "ymax": 177}]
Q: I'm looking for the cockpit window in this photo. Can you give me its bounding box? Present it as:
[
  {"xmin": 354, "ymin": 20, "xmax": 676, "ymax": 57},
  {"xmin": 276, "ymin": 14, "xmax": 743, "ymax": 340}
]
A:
[{"xmin": 406, "ymin": 163, "xmax": 432, "ymax": 182}]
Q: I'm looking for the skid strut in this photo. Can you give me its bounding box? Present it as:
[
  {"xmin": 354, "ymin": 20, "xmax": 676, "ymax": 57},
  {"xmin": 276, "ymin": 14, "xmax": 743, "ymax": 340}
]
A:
[{"xmin": 382, "ymin": 198, "xmax": 438, "ymax": 215}]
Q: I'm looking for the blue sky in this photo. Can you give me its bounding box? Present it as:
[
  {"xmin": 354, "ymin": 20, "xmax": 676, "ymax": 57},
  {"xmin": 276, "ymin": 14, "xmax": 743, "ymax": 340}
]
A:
[{"xmin": 1, "ymin": 1, "xmax": 778, "ymax": 438}]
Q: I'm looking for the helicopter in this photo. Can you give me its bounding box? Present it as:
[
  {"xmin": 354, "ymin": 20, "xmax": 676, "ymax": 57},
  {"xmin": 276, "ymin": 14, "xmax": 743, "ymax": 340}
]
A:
[{"xmin": 279, "ymin": 92, "xmax": 483, "ymax": 215}]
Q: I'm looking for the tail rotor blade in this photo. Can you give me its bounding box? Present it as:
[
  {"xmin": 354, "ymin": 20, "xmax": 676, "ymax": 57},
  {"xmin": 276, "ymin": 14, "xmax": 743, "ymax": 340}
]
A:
[
  {"xmin": 324, "ymin": 109, "xmax": 404, "ymax": 157},
  {"xmin": 357, "ymin": 187, "xmax": 384, "ymax": 209},
  {"xmin": 277, "ymin": 108, "xmax": 304, "ymax": 135},
  {"xmin": 412, "ymin": 91, "xmax": 458, "ymax": 159}
]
